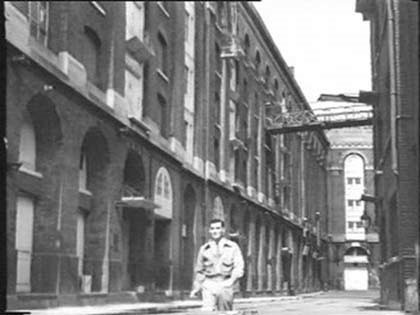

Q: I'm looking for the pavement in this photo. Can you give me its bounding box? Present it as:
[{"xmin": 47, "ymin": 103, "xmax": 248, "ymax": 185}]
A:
[{"xmin": 11, "ymin": 292, "xmax": 323, "ymax": 315}]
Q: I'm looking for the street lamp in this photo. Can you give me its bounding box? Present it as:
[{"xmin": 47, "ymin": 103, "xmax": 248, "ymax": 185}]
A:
[{"xmin": 360, "ymin": 211, "xmax": 371, "ymax": 229}]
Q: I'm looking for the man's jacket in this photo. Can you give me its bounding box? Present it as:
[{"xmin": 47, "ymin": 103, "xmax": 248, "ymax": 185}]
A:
[{"xmin": 193, "ymin": 237, "xmax": 244, "ymax": 291}]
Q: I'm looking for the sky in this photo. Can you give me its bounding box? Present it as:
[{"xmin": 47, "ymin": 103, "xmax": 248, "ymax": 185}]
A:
[{"xmin": 253, "ymin": 0, "xmax": 372, "ymax": 104}]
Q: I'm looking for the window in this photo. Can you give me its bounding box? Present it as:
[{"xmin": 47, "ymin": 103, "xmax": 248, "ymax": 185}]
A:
[
  {"xmin": 83, "ymin": 26, "xmax": 101, "ymax": 87},
  {"xmin": 29, "ymin": 2, "xmax": 49, "ymax": 45},
  {"xmin": 255, "ymin": 51, "xmax": 261, "ymax": 73},
  {"xmin": 244, "ymin": 34, "xmax": 250, "ymax": 56},
  {"xmin": 215, "ymin": 43, "xmax": 222, "ymax": 74},
  {"xmin": 347, "ymin": 177, "xmax": 362, "ymax": 185},
  {"xmin": 76, "ymin": 210, "xmax": 86, "ymax": 276},
  {"xmin": 154, "ymin": 167, "xmax": 173, "ymax": 219},
  {"xmin": 235, "ymin": 103, "xmax": 240, "ymax": 135},
  {"xmin": 234, "ymin": 149, "xmax": 240, "ymax": 182},
  {"xmin": 356, "ymin": 221, "xmax": 363, "ymax": 228},
  {"xmin": 242, "ymin": 155, "xmax": 247, "ymax": 186},
  {"xmin": 15, "ymin": 195, "xmax": 35, "ymax": 292},
  {"xmin": 125, "ymin": 66, "xmax": 144, "ymax": 119},
  {"xmin": 347, "ymin": 199, "xmax": 362, "ymax": 208},
  {"xmin": 229, "ymin": 60, "xmax": 237, "ymax": 91},
  {"xmin": 242, "ymin": 79, "xmax": 248, "ymax": 103},
  {"xmin": 214, "ymin": 92, "xmax": 221, "ymax": 124},
  {"xmin": 214, "ymin": 136, "xmax": 220, "ymax": 171},
  {"xmin": 79, "ymin": 150, "xmax": 88, "ymax": 191},
  {"xmin": 157, "ymin": 94, "xmax": 168, "ymax": 138},
  {"xmin": 19, "ymin": 116, "xmax": 36, "ymax": 172},
  {"xmin": 157, "ymin": 33, "xmax": 168, "ymax": 76},
  {"xmin": 254, "ymin": 157, "xmax": 259, "ymax": 186},
  {"xmin": 274, "ymin": 79, "xmax": 279, "ymax": 92},
  {"xmin": 264, "ymin": 66, "xmax": 270, "ymax": 88}
]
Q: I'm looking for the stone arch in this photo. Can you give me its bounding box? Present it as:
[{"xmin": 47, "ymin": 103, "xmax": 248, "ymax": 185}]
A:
[
  {"xmin": 342, "ymin": 151, "xmax": 367, "ymax": 169},
  {"xmin": 25, "ymin": 93, "xmax": 63, "ymax": 173},
  {"xmin": 79, "ymin": 127, "xmax": 111, "ymax": 292},
  {"xmin": 153, "ymin": 166, "xmax": 173, "ymax": 290},
  {"xmin": 16, "ymin": 94, "xmax": 63, "ymax": 293},
  {"xmin": 120, "ymin": 150, "xmax": 149, "ymax": 290}
]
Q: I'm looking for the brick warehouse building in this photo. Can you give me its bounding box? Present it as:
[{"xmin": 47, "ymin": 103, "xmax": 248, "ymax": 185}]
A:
[
  {"xmin": 356, "ymin": 0, "xmax": 419, "ymax": 312},
  {"xmin": 5, "ymin": 1, "xmax": 330, "ymax": 309},
  {"xmin": 323, "ymin": 124, "xmax": 380, "ymax": 291}
]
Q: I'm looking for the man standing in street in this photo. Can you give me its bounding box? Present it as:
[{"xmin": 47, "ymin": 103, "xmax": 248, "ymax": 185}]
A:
[{"xmin": 190, "ymin": 218, "xmax": 244, "ymax": 312}]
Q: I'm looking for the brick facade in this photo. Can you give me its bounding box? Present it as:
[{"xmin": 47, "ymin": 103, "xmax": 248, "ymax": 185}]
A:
[
  {"xmin": 6, "ymin": 1, "xmax": 330, "ymax": 309},
  {"xmin": 325, "ymin": 126, "xmax": 380, "ymax": 290},
  {"xmin": 356, "ymin": 0, "xmax": 419, "ymax": 311}
]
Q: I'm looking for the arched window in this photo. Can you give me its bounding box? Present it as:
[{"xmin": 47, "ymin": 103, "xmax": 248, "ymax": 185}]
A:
[
  {"xmin": 264, "ymin": 65, "xmax": 271, "ymax": 87},
  {"xmin": 344, "ymin": 154, "xmax": 365, "ymax": 239},
  {"xmin": 79, "ymin": 149, "xmax": 88, "ymax": 191},
  {"xmin": 83, "ymin": 26, "xmax": 101, "ymax": 87},
  {"xmin": 154, "ymin": 167, "xmax": 173, "ymax": 219},
  {"xmin": 157, "ymin": 32, "xmax": 168, "ymax": 76},
  {"xmin": 157, "ymin": 94, "xmax": 168, "ymax": 138},
  {"xmin": 19, "ymin": 116, "xmax": 36, "ymax": 172},
  {"xmin": 255, "ymin": 51, "xmax": 261, "ymax": 73},
  {"xmin": 244, "ymin": 34, "xmax": 250, "ymax": 56},
  {"xmin": 213, "ymin": 196, "xmax": 224, "ymax": 220}
]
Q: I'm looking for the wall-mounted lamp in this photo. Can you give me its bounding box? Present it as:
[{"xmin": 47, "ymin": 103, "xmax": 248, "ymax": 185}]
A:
[{"xmin": 360, "ymin": 211, "xmax": 372, "ymax": 229}]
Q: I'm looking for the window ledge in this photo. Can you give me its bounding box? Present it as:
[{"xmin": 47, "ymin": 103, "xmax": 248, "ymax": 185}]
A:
[
  {"xmin": 157, "ymin": 3, "xmax": 170, "ymax": 18},
  {"xmin": 19, "ymin": 167, "xmax": 43, "ymax": 179},
  {"xmin": 90, "ymin": 2, "xmax": 106, "ymax": 16},
  {"xmin": 79, "ymin": 188, "xmax": 93, "ymax": 196},
  {"xmin": 156, "ymin": 69, "xmax": 169, "ymax": 83}
]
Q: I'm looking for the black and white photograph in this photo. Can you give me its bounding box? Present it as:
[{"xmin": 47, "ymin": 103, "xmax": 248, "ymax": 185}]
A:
[{"xmin": 2, "ymin": 1, "xmax": 419, "ymax": 314}]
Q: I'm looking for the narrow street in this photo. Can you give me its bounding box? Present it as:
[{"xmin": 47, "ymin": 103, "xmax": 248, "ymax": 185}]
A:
[{"xmin": 158, "ymin": 291, "xmax": 402, "ymax": 315}]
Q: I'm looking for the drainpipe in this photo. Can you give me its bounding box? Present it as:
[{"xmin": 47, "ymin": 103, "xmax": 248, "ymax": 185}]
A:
[
  {"xmin": 386, "ymin": 0, "xmax": 398, "ymax": 174},
  {"xmin": 203, "ymin": 4, "xmax": 211, "ymax": 233}
]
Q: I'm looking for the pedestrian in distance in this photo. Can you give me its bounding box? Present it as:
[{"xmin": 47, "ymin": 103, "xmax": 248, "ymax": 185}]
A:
[{"xmin": 190, "ymin": 218, "xmax": 245, "ymax": 312}]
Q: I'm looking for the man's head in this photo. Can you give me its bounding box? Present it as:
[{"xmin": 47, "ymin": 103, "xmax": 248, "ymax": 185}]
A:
[{"xmin": 209, "ymin": 218, "xmax": 225, "ymax": 241}]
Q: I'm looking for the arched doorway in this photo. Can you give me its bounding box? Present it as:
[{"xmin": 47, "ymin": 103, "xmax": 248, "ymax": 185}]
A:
[
  {"xmin": 79, "ymin": 127, "xmax": 110, "ymax": 293},
  {"xmin": 15, "ymin": 95, "xmax": 63, "ymax": 293},
  {"xmin": 153, "ymin": 167, "xmax": 173, "ymax": 291},
  {"xmin": 181, "ymin": 185, "xmax": 196, "ymax": 290},
  {"xmin": 343, "ymin": 244, "xmax": 369, "ymax": 290},
  {"xmin": 121, "ymin": 151, "xmax": 147, "ymax": 291}
]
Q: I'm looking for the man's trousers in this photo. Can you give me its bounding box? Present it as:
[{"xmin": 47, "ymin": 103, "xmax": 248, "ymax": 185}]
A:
[{"xmin": 201, "ymin": 276, "xmax": 234, "ymax": 311}]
